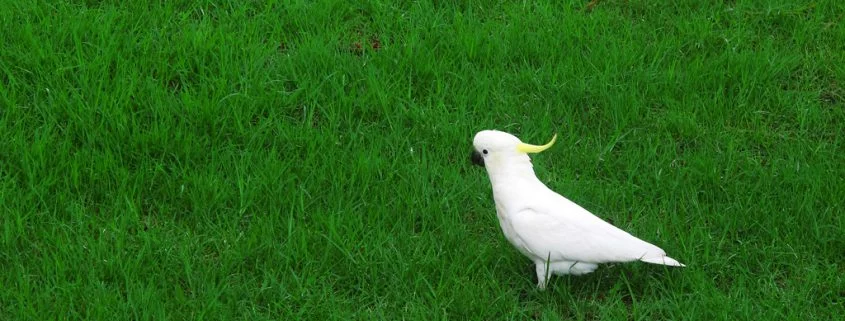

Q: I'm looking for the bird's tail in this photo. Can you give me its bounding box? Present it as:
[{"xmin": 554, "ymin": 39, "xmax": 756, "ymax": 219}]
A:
[{"xmin": 640, "ymin": 255, "xmax": 686, "ymax": 267}]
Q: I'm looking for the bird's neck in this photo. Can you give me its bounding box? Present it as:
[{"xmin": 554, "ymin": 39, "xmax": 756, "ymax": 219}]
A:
[{"xmin": 486, "ymin": 156, "xmax": 544, "ymax": 189}]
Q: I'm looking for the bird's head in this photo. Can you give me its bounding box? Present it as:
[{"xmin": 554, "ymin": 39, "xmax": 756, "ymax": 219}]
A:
[{"xmin": 470, "ymin": 130, "xmax": 557, "ymax": 173}]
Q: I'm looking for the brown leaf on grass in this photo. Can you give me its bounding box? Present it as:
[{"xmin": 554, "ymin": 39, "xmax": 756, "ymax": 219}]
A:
[
  {"xmin": 350, "ymin": 42, "xmax": 364, "ymax": 56},
  {"xmin": 586, "ymin": 0, "xmax": 601, "ymax": 12}
]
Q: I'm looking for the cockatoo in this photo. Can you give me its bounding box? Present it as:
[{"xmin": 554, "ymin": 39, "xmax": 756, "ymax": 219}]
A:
[{"xmin": 471, "ymin": 130, "xmax": 684, "ymax": 289}]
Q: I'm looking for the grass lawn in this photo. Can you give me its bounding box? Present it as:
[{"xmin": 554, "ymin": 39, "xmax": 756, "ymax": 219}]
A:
[{"xmin": 1, "ymin": 0, "xmax": 843, "ymax": 319}]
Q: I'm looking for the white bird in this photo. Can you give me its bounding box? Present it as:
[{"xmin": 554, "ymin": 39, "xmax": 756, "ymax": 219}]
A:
[{"xmin": 471, "ymin": 130, "xmax": 684, "ymax": 289}]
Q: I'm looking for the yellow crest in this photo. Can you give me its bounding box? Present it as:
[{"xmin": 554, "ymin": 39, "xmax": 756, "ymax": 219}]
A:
[{"xmin": 516, "ymin": 134, "xmax": 557, "ymax": 153}]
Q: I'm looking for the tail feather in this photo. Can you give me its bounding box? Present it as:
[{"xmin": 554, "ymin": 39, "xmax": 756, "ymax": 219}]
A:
[{"xmin": 640, "ymin": 255, "xmax": 686, "ymax": 267}]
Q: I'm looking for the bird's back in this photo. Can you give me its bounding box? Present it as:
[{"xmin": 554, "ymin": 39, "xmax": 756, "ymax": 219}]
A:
[{"xmin": 506, "ymin": 185, "xmax": 670, "ymax": 264}]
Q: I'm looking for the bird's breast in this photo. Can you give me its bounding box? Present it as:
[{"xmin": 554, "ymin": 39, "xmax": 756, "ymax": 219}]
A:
[{"xmin": 494, "ymin": 202, "xmax": 538, "ymax": 259}]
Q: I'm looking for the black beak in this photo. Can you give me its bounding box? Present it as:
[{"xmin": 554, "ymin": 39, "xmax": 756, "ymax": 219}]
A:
[{"xmin": 470, "ymin": 150, "xmax": 484, "ymax": 167}]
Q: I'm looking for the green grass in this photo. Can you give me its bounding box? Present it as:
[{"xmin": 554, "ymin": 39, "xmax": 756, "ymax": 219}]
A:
[{"xmin": 1, "ymin": 0, "xmax": 843, "ymax": 319}]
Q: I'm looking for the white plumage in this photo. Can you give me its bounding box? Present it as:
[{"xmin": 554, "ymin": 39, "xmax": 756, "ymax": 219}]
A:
[{"xmin": 471, "ymin": 130, "xmax": 684, "ymax": 289}]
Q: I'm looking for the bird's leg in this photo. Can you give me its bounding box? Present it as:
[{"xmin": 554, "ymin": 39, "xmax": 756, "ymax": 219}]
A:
[
  {"xmin": 535, "ymin": 262, "xmax": 548, "ymax": 290},
  {"xmin": 535, "ymin": 253, "xmax": 553, "ymax": 290}
]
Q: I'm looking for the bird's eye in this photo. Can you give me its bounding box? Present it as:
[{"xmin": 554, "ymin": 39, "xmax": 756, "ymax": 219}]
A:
[{"xmin": 482, "ymin": 149, "xmax": 488, "ymax": 155}]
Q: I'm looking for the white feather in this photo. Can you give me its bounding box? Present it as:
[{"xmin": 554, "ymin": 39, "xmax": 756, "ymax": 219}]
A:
[{"xmin": 473, "ymin": 130, "xmax": 684, "ymax": 289}]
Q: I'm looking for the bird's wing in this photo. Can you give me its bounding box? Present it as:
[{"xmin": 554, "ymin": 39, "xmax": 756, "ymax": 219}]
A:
[{"xmin": 509, "ymin": 191, "xmax": 667, "ymax": 264}]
